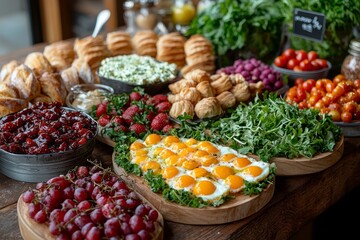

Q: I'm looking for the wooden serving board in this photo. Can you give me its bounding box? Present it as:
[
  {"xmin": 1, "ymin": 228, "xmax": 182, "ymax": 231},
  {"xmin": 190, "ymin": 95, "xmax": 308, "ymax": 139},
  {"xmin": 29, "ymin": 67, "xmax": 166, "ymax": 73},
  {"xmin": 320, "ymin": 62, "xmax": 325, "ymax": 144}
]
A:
[
  {"xmin": 268, "ymin": 135, "xmax": 344, "ymax": 176},
  {"xmin": 112, "ymin": 153, "xmax": 275, "ymax": 225},
  {"xmin": 17, "ymin": 194, "xmax": 164, "ymax": 240}
]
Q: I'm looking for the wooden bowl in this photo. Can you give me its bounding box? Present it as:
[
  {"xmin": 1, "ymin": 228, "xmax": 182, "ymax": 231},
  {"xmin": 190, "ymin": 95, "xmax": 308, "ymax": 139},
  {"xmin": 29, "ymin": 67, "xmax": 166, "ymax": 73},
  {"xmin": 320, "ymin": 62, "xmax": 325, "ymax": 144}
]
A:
[
  {"xmin": 17, "ymin": 193, "xmax": 164, "ymax": 240},
  {"xmin": 268, "ymin": 135, "xmax": 344, "ymax": 176},
  {"xmin": 112, "ymin": 153, "xmax": 275, "ymax": 225}
]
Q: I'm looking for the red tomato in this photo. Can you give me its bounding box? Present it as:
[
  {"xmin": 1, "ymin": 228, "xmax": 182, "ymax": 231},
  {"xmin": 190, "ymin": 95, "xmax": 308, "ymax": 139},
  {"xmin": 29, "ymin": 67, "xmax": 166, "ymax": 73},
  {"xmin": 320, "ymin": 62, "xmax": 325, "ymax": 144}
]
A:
[
  {"xmin": 274, "ymin": 56, "xmax": 288, "ymax": 68},
  {"xmin": 299, "ymin": 59, "xmax": 313, "ymax": 71},
  {"xmin": 328, "ymin": 110, "xmax": 341, "ymax": 121},
  {"xmin": 353, "ymin": 79, "xmax": 360, "ymax": 88},
  {"xmin": 283, "ymin": 48, "xmax": 296, "ymax": 59},
  {"xmin": 343, "ymin": 101, "xmax": 357, "ymax": 114},
  {"xmin": 315, "ymin": 59, "xmax": 328, "ymax": 69},
  {"xmin": 307, "ymin": 51, "xmax": 318, "ymax": 61},
  {"xmin": 293, "ymin": 66, "xmax": 302, "ymax": 72},
  {"xmin": 302, "ymin": 81, "xmax": 313, "ymax": 92},
  {"xmin": 310, "ymin": 60, "xmax": 320, "ymax": 70},
  {"xmin": 297, "ymin": 86, "xmax": 306, "ymax": 101},
  {"xmin": 286, "ymin": 58, "xmax": 299, "ymax": 70},
  {"xmin": 295, "ymin": 78, "xmax": 304, "ymax": 86},
  {"xmin": 306, "ymin": 79, "xmax": 316, "ymax": 88},
  {"xmin": 295, "ymin": 50, "xmax": 308, "ymax": 62},
  {"xmin": 341, "ymin": 111, "xmax": 353, "ymax": 122}
]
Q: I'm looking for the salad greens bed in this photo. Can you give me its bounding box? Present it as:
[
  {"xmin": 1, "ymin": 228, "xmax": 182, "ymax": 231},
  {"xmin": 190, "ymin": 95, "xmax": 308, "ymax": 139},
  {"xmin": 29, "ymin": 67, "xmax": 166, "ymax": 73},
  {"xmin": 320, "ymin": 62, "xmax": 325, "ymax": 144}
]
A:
[{"xmin": 94, "ymin": 91, "xmax": 341, "ymax": 208}]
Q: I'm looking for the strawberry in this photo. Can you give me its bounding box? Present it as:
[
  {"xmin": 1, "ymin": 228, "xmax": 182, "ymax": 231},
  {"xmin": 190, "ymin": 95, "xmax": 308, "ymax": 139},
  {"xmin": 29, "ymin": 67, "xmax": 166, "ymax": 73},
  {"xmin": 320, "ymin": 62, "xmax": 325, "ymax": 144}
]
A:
[
  {"xmin": 151, "ymin": 94, "xmax": 168, "ymax": 105},
  {"xmin": 122, "ymin": 105, "xmax": 141, "ymax": 125},
  {"xmin": 129, "ymin": 123, "xmax": 147, "ymax": 135},
  {"xmin": 96, "ymin": 103, "xmax": 107, "ymax": 118},
  {"xmin": 155, "ymin": 101, "xmax": 172, "ymax": 113},
  {"xmin": 111, "ymin": 116, "xmax": 124, "ymax": 126},
  {"xmin": 129, "ymin": 92, "xmax": 142, "ymax": 102},
  {"xmin": 146, "ymin": 111, "xmax": 156, "ymax": 122},
  {"xmin": 98, "ymin": 115, "xmax": 111, "ymax": 127},
  {"xmin": 114, "ymin": 125, "xmax": 128, "ymax": 133},
  {"xmin": 150, "ymin": 113, "xmax": 169, "ymax": 131},
  {"xmin": 162, "ymin": 124, "xmax": 173, "ymax": 133}
]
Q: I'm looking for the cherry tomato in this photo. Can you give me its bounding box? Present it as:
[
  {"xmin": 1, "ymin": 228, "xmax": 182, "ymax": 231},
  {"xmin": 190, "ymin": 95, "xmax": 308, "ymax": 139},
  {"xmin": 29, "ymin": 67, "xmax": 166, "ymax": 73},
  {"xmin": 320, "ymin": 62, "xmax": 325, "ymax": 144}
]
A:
[
  {"xmin": 341, "ymin": 111, "xmax": 353, "ymax": 122},
  {"xmin": 308, "ymin": 96, "xmax": 318, "ymax": 107},
  {"xmin": 353, "ymin": 79, "xmax": 360, "ymax": 88},
  {"xmin": 283, "ymin": 48, "xmax": 296, "ymax": 59},
  {"xmin": 331, "ymin": 85, "xmax": 345, "ymax": 99},
  {"xmin": 310, "ymin": 60, "xmax": 320, "ymax": 70},
  {"xmin": 321, "ymin": 95, "xmax": 331, "ymax": 107},
  {"xmin": 333, "ymin": 74, "xmax": 346, "ymax": 84},
  {"xmin": 302, "ymin": 81, "xmax": 313, "ymax": 92},
  {"xmin": 299, "ymin": 59, "xmax": 313, "ymax": 71},
  {"xmin": 293, "ymin": 66, "xmax": 302, "ymax": 72},
  {"xmin": 297, "ymin": 87, "xmax": 306, "ymax": 101},
  {"xmin": 295, "ymin": 78, "xmax": 304, "ymax": 87},
  {"xmin": 295, "ymin": 50, "xmax": 308, "ymax": 62},
  {"xmin": 315, "ymin": 80, "xmax": 325, "ymax": 91},
  {"xmin": 328, "ymin": 103, "xmax": 342, "ymax": 111},
  {"xmin": 328, "ymin": 110, "xmax": 341, "ymax": 122},
  {"xmin": 343, "ymin": 101, "xmax": 357, "ymax": 114},
  {"xmin": 314, "ymin": 100, "xmax": 325, "ymax": 109},
  {"xmin": 298, "ymin": 101, "xmax": 308, "ymax": 109},
  {"xmin": 315, "ymin": 59, "xmax": 328, "ymax": 69},
  {"xmin": 307, "ymin": 51, "xmax": 318, "ymax": 61},
  {"xmin": 307, "ymin": 79, "xmax": 316, "ymax": 88},
  {"xmin": 286, "ymin": 87, "xmax": 298, "ymax": 100},
  {"xmin": 286, "ymin": 58, "xmax": 299, "ymax": 70},
  {"xmin": 274, "ymin": 56, "xmax": 288, "ymax": 68},
  {"xmin": 325, "ymin": 82, "xmax": 335, "ymax": 93}
]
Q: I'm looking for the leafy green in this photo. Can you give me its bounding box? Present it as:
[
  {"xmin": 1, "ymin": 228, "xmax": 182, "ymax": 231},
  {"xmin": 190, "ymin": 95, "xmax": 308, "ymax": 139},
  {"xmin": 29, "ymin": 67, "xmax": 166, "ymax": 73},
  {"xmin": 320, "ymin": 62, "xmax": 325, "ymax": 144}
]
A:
[
  {"xmin": 187, "ymin": 0, "xmax": 286, "ymax": 63},
  {"xmin": 283, "ymin": 0, "xmax": 360, "ymax": 66}
]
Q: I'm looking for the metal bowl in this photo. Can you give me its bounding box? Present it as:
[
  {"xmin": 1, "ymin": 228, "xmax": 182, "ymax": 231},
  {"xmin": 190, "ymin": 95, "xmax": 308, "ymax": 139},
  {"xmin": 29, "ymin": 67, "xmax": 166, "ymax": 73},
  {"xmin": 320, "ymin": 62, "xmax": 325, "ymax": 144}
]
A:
[
  {"xmin": 272, "ymin": 61, "xmax": 332, "ymax": 85},
  {"xmin": 334, "ymin": 121, "xmax": 360, "ymax": 137},
  {"xmin": 0, "ymin": 107, "xmax": 98, "ymax": 182}
]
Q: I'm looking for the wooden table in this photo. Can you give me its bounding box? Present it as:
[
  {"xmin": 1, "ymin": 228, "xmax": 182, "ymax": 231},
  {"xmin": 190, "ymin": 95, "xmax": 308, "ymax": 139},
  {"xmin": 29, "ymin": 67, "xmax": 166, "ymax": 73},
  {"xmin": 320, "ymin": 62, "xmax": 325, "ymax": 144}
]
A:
[{"xmin": 1, "ymin": 45, "xmax": 360, "ymax": 240}]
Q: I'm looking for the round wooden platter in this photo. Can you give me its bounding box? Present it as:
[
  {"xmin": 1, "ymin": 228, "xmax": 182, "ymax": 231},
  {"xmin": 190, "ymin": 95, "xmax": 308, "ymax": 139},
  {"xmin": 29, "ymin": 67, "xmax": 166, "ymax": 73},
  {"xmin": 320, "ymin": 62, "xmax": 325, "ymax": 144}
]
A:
[
  {"xmin": 112, "ymin": 153, "xmax": 275, "ymax": 225},
  {"xmin": 266, "ymin": 135, "xmax": 344, "ymax": 176},
  {"xmin": 17, "ymin": 194, "xmax": 164, "ymax": 240}
]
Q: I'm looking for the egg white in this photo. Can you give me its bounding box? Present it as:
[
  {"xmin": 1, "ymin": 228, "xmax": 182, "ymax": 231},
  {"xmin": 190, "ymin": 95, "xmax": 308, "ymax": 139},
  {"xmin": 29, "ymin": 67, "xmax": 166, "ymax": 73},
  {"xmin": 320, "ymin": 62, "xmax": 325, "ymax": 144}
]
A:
[
  {"xmin": 193, "ymin": 178, "xmax": 230, "ymax": 202},
  {"xmin": 237, "ymin": 161, "xmax": 270, "ymax": 183}
]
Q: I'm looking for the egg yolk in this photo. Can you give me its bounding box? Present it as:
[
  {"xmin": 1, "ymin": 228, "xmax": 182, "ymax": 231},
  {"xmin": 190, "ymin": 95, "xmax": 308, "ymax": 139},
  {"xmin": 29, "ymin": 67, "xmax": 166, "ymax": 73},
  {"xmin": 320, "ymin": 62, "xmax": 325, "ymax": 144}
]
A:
[
  {"xmin": 212, "ymin": 166, "xmax": 233, "ymax": 179},
  {"xmin": 233, "ymin": 157, "xmax": 251, "ymax": 168},
  {"xmin": 182, "ymin": 160, "xmax": 200, "ymax": 170},
  {"xmin": 130, "ymin": 141, "xmax": 145, "ymax": 151},
  {"xmin": 133, "ymin": 156, "xmax": 147, "ymax": 165},
  {"xmin": 165, "ymin": 155, "xmax": 180, "ymax": 166},
  {"xmin": 199, "ymin": 155, "xmax": 218, "ymax": 167},
  {"xmin": 175, "ymin": 175, "xmax": 196, "ymax": 189},
  {"xmin": 145, "ymin": 134, "xmax": 161, "ymax": 145},
  {"xmin": 220, "ymin": 153, "xmax": 237, "ymax": 162},
  {"xmin": 153, "ymin": 147, "xmax": 165, "ymax": 156},
  {"xmin": 192, "ymin": 167, "xmax": 209, "ymax": 178},
  {"xmin": 171, "ymin": 142, "xmax": 187, "ymax": 152},
  {"xmin": 184, "ymin": 138, "xmax": 197, "ymax": 146},
  {"xmin": 162, "ymin": 166, "xmax": 179, "ymax": 179},
  {"xmin": 193, "ymin": 180, "xmax": 216, "ymax": 196},
  {"xmin": 225, "ymin": 175, "xmax": 244, "ymax": 190},
  {"xmin": 197, "ymin": 141, "xmax": 220, "ymax": 155},
  {"xmin": 242, "ymin": 165, "xmax": 263, "ymax": 177},
  {"xmin": 159, "ymin": 149, "xmax": 176, "ymax": 159},
  {"xmin": 193, "ymin": 150, "xmax": 209, "ymax": 159},
  {"xmin": 178, "ymin": 147, "xmax": 196, "ymax": 157},
  {"xmin": 133, "ymin": 149, "xmax": 148, "ymax": 157},
  {"xmin": 142, "ymin": 161, "xmax": 161, "ymax": 174},
  {"xmin": 162, "ymin": 136, "xmax": 180, "ymax": 146}
]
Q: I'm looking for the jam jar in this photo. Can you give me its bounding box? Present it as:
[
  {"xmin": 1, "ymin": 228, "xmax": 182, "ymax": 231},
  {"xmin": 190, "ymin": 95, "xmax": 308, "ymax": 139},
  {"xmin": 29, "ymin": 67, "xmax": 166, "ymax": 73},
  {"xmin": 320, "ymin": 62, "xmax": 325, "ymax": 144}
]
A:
[{"xmin": 341, "ymin": 38, "xmax": 360, "ymax": 80}]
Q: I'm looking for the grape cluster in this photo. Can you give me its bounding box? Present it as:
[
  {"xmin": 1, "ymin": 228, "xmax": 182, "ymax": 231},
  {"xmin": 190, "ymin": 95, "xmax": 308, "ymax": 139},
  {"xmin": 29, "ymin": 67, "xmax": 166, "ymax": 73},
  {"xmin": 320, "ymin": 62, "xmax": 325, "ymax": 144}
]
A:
[
  {"xmin": 217, "ymin": 58, "xmax": 283, "ymax": 91},
  {"xmin": 22, "ymin": 165, "xmax": 160, "ymax": 240}
]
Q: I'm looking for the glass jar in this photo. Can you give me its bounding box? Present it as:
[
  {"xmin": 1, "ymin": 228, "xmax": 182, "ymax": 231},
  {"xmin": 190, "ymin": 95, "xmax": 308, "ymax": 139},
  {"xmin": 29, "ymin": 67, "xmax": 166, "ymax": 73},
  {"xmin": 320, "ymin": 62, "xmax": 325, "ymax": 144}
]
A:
[
  {"xmin": 341, "ymin": 38, "xmax": 360, "ymax": 80},
  {"xmin": 123, "ymin": 0, "xmax": 140, "ymax": 36},
  {"xmin": 136, "ymin": 0, "xmax": 158, "ymax": 30},
  {"xmin": 172, "ymin": 0, "xmax": 196, "ymax": 33}
]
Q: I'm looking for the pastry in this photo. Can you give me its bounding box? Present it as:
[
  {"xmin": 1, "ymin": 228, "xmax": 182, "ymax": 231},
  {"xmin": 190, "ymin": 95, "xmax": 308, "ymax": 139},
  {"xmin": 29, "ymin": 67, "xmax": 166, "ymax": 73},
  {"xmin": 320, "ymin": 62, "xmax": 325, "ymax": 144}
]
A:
[
  {"xmin": 71, "ymin": 58, "xmax": 95, "ymax": 84},
  {"xmin": 0, "ymin": 60, "xmax": 19, "ymax": 83},
  {"xmin": 30, "ymin": 94, "xmax": 53, "ymax": 104},
  {"xmin": 171, "ymin": 87, "xmax": 202, "ymax": 105},
  {"xmin": 60, "ymin": 66, "xmax": 80, "ymax": 92},
  {"xmin": 229, "ymin": 74, "xmax": 246, "ymax": 85},
  {"xmin": 184, "ymin": 69, "xmax": 211, "ymax": 83},
  {"xmin": 231, "ymin": 82, "xmax": 251, "ymax": 103},
  {"xmin": 196, "ymin": 81, "xmax": 215, "ymax": 98},
  {"xmin": 0, "ymin": 96, "xmax": 28, "ymax": 117},
  {"xmin": 210, "ymin": 74, "xmax": 232, "ymax": 95},
  {"xmin": 169, "ymin": 100, "xmax": 195, "ymax": 119},
  {"xmin": 38, "ymin": 72, "xmax": 66, "ymax": 104},
  {"xmin": 168, "ymin": 78, "xmax": 197, "ymax": 94},
  {"xmin": 156, "ymin": 32, "xmax": 186, "ymax": 68},
  {"xmin": 43, "ymin": 41, "xmax": 75, "ymax": 71},
  {"xmin": 9, "ymin": 64, "xmax": 40, "ymax": 100},
  {"xmin": 24, "ymin": 52, "xmax": 54, "ymax": 76},
  {"xmin": 216, "ymin": 91, "xmax": 236, "ymax": 109},
  {"xmin": 194, "ymin": 97, "xmax": 223, "ymax": 119},
  {"xmin": 106, "ymin": 31, "xmax": 133, "ymax": 56},
  {"xmin": 132, "ymin": 30, "xmax": 158, "ymax": 58}
]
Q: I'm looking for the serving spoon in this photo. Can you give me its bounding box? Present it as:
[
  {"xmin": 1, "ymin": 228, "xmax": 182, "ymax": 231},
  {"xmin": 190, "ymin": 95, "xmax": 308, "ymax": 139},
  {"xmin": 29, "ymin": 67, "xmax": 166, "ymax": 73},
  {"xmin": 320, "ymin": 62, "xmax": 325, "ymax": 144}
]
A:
[{"xmin": 92, "ymin": 9, "xmax": 111, "ymax": 37}]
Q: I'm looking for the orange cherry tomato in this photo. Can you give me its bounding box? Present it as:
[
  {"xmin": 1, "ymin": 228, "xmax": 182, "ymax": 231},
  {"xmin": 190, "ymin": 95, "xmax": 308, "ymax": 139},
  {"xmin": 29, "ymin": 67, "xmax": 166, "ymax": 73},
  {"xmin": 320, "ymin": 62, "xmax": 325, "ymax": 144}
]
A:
[
  {"xmin": 315, "ymin": 80, "xmax": 325, "ymax": 91},
  {"xmin": 341, "ymin": 111, "xmax": 353, "ymax": 122},
  {"xmin": 342, "ymin": 101, "xmax": 357, "ymax": 114},
  {"xmin": 328, "ymin": 103, "xmax": 342, "ymax": 111},
  {"xmin": 321, "ymin": 95, "xmax": 332, "ymax": 107},
  {"xmin": 314, "ymin": 100, "xmax": 325, "ymax": 109},
  {"xmin": 353, "ymin": 79, "xmax": 360, "ymax": 88},
  {"xmin": 332, "ymin": 85, "xmax": 346, "ymax": 99},
  {"xmin": 295, "ymin": 78, "xmax": 304, "ymax": 87},
  {"xmin": 325, "ymin": 82, "xmax": 335, "ymax": 93},
  {"xmin": 328, "ymin": 109, "xmax": 341, "ymax": 121},
  {"xmin": 308, "ymin": 96, "xmax": 318, "ymax": 107},
  {"xmin": 298, "ymin": 101, "xmax": 308, "ymax": 109},
  {"xmin": 333, "ymin": 74, "xmax": 346, "ymax": 85}
]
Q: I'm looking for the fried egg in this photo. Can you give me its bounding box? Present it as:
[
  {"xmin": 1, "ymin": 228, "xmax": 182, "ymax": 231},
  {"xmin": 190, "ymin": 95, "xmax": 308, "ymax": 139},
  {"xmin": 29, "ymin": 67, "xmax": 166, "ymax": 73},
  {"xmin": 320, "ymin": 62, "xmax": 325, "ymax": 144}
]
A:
[{"xmin": 129, "ymin": 134, "xmax": 273, "ymax": 204}]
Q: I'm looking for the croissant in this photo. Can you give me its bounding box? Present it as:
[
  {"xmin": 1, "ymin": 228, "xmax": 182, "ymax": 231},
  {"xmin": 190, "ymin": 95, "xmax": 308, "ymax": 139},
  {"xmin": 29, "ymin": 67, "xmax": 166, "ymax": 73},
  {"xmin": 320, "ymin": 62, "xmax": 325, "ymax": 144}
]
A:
[
  {"xmin": 9, "ymin": 64, "xmax": 40, "ymax": 100},
  {"xmin": 72, "ymin": 58, "xmax": 94, "ymax": 84},
  {"xmin": 0, "ymin": 97, "xmax": 28, "ymax": 117},
  {"xmin": 24, "ymin": 52, "xmax": 54, "ymax": 76},
  {"xmin": 0, "ymin": 60, "xmax": 19, "ymax": 83},
  {"xmin": 43, "ymin": 41, "xmax": 75, "ymax": 71},
  {"xmin": 31, "ymin": 94, "xmax": 53, "ymax": 104},
  {"xmin": 210, "ymin": 74, "xmax": 232, "ymax": 95},
  {"xmin": 216, "ymin": 91, "xmax": 236, "ymax": 109},
  {"xmin": 231, "ymin": 82, "xmax": 251, "ymax": 103},
  {"xmin": 249, "ymin": 81, "xmax": 265, "ymax": 98},
  {"xmin": 0, "ymin": 82, "xmax": 19, "ymax": 98},
  {"xmin": 194, "ymin": 97, "xmax": 223, "ymax": 119},
  {"xmin": 169, "ymin": 100, "xmax": 195, "ymax": 119},
  {"xmin": 196, "ymin": 81, "xmax": 215, "ymax": 98},
  {"xmin": 168, "ymin": 78, "xmax": 197, "ymax": 94},
  {"xmin": 169, "ymin": 87, "xmax": 201, "ymax": 105},
  {"xmin": 184, "ymin": 69, "xmax": 211, "ymax": 83},
  {"xmin": 39, "ymin": 72, "xmax": 66, "ymax": 104},
  {"xmin": 229, "ymin": 74, "xmax": 246, "ymax": 85},
  {"xmin": 61, "ymin": 66, "xmax": 80, "ymax": 92}
]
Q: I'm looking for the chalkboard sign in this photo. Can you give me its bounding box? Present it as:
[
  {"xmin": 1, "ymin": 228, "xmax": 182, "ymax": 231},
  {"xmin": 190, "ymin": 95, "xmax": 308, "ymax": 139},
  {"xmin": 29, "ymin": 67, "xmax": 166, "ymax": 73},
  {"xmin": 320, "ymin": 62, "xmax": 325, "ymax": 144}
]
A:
[{"xmin": 293, "ymin": 8, "xmax": 326, "ymax": 42}]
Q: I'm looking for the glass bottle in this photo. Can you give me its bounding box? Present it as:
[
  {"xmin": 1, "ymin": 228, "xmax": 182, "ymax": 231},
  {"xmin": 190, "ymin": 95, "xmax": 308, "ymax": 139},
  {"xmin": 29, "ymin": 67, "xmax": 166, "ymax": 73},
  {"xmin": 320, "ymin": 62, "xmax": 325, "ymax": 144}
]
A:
[
  {"xmin": 172, "ymin": 0, "xmax": 196, "ymax": 34},
  {"xmin": 136, "ymin": 0, "xmax": 158, "ymax": 30},
  {"xmin": 123, "ymin": 0, "xmax": 140, "ymax": 36},
  {"xmin": 341, "ymin": 38, "xmax": 360, "ymax": 80}
]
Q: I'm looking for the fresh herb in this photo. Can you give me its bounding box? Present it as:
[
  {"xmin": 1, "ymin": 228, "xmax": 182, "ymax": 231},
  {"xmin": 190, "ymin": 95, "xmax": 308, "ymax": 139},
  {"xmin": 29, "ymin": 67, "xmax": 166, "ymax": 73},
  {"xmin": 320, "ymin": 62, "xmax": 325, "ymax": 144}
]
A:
[
  {"xmin": 187, "ymin": 0, "xmax": 286, "ymax": 63},
  {"xmin": 243, "ymin": 164, "xmax": 276, "ymax": 196}
]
